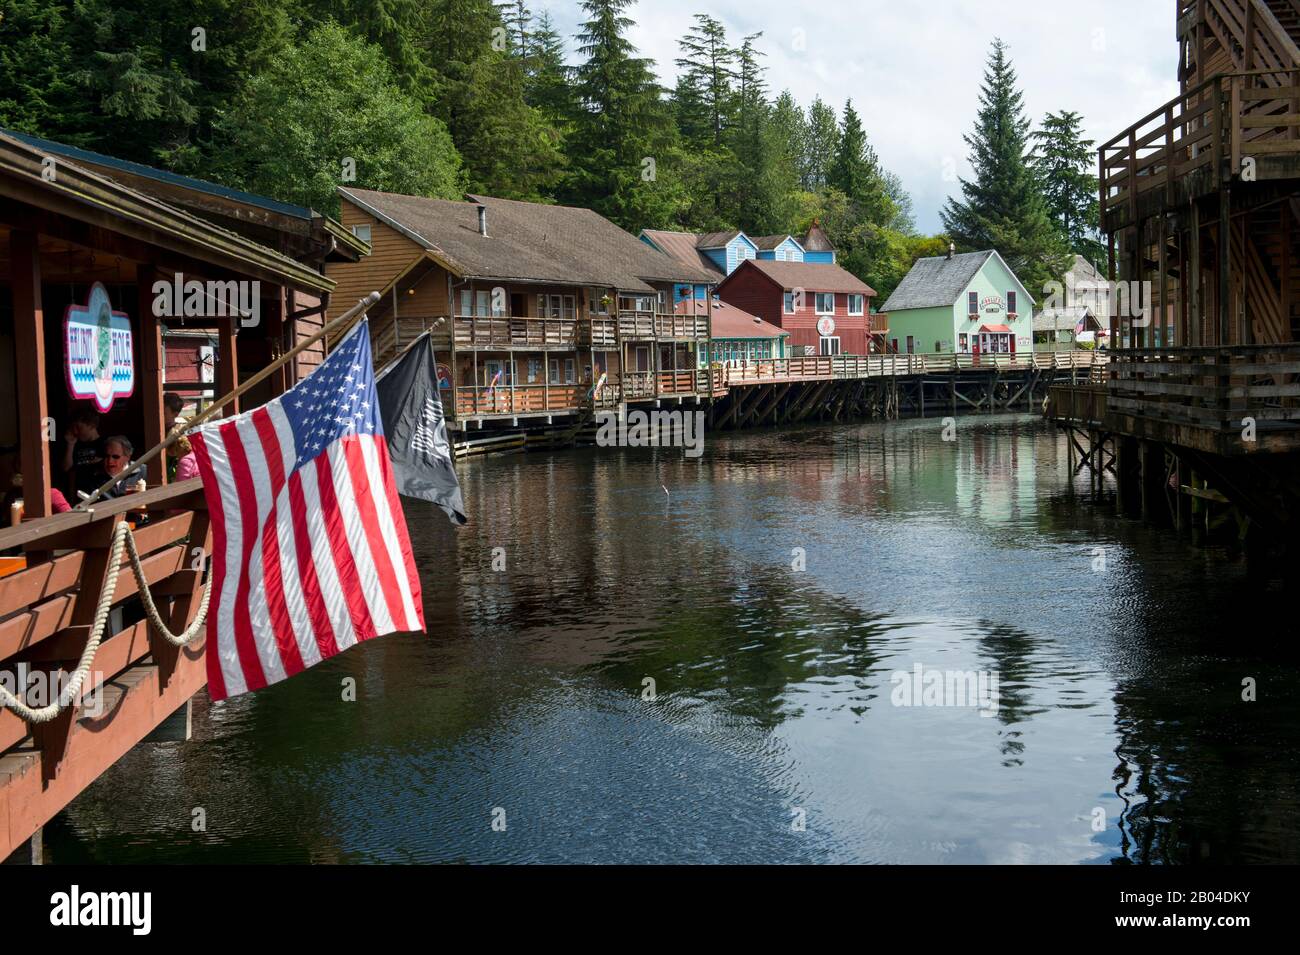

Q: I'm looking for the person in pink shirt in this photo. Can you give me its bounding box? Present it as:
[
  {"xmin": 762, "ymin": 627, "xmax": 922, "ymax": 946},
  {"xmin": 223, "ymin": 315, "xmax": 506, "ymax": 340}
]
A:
[{"xmin": 170, "ymin": 430, "xmax": 200, "ymax": 482}]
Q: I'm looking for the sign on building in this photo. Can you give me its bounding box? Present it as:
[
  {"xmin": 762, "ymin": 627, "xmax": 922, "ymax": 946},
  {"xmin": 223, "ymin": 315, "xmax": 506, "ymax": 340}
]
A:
[{"xmin": 64, "ymin": 282, "xmax": 134, "ymax": 411}]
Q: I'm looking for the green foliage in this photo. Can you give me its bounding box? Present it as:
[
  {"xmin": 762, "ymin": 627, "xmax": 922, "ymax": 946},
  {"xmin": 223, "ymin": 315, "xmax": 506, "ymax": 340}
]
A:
[
  {"xmin": 1032, "ymin": 110, "xmax": 1104, "ymax": 266},
  {"xmin": 213, "ymin": 22, "xmax": 463, "ymax": 214},
  {"xmin": 562, "ymin": 0, "xmax": 685, "ymax": 229},
  {"xmin": 941, "ymin": 39, "xmax": 1069, "ymax": 296}
]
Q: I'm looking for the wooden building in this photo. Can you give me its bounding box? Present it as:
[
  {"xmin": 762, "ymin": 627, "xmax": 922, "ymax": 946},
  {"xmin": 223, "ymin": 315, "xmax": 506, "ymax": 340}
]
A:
[
  {"xmin": 715, "ymin": 259, "xmax": 880, "ymax": 356},
  {"xmin": 880, "ymin": 249, "xmax": 1034, "ymax": 357},
  {"xmin": 1048, "ymin": 0, "xmax": 1300, "ymax": 541},
  {"xmin": 329, "ymin": 188, "xmax": 718, "ymax": 431},
  {"xmin": 0, "ymin": 130, "xmax": 349, "ymax": 860}
]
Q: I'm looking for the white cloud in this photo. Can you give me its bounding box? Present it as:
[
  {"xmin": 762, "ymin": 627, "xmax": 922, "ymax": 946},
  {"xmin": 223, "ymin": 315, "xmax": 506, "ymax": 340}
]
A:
[{"xmin": 539, "ymin": 0, "xmax": 1179, "ymax": 233}]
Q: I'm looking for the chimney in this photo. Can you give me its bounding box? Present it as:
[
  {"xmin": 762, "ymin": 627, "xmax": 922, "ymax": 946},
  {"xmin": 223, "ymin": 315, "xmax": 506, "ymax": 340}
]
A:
[
  {"xmin": 947, "ymin": 242, "xmax": 955, "ymax": 260},
  {"xmin": 477, "ymin": 204, "xmax": 488, "ymax": 237}
]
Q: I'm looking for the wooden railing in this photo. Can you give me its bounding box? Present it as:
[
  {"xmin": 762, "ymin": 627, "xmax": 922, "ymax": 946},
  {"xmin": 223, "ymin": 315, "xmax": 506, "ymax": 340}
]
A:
[
  {"xmin": 453, "ymin": 315, "xmax": 578, "ymax": 348},
  {"xmin": 655, "ymin": 314, "xmax": 710, "ymax": 339},
  {"xmin": 1100, "ymin": 67, "xmax": 1300, "ymax": 228},
  {"xmin": 454, "ymin": 384, "xmax": 584, "ymax": 415},
  {"xmin": 1108, "ymin": 344, "xmax": 1300, "ymax": 428},
  {"xmin": 720, "ymin": 351, "xmax": 1105, "ymax": 386},
  {"xmin": 0, "ymin": 480, "xmax": 209, "ymax": 859},
  {"xmin": 617, "ymin": 310, "xmax": 657, "ymax": 339}
]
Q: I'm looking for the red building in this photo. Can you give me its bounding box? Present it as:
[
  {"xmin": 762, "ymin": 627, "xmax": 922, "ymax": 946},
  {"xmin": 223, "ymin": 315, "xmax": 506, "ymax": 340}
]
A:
[{"xmin": 715, "ymin": 260, "xmax": 877, "ymax": 356}]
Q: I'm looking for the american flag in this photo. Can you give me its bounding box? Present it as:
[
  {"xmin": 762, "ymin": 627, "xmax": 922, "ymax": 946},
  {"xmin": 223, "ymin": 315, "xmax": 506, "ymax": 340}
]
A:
[{"xmin": 189, "ymin": 321, "xmax": 425, "ymax": 701}]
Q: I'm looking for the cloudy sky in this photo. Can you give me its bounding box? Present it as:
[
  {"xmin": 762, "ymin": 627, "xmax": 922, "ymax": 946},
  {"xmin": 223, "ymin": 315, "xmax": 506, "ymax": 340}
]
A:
[{"xmin": 536, "ymin": 0, "xmax": 1180, "ymax": 233}]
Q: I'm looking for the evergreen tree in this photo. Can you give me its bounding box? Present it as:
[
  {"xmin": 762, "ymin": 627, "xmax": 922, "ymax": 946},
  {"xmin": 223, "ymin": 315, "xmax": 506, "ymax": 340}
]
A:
[
  {"xmin": 0, "ymin": 0, "xmax": 92, "ymax": 142},
  {"xmin": 941, "ymin": 39, "xmax": 1068, "ymax": 293},
  {"xmin": 1031, "ymin": 109, "xmax": 1103, "ymax": 265},
  {"xmin": 564, "ymin": 0, "xmax": 684, "ymax": 229},
  {"xmin": 523, "ymin": 10, "xmax": 577, "ymax": 132},
  {"xmin": 426, "ymin": 0, "xmax": 563, "ymax": 200},
  {"xmin": 802, "ymin": 97, "xmax": 839, "ymax": 191},
  {"xmin": 674, "ymin": 15, "xmax": 737, "ymax": 147},
  {"xmin": 214, "ymin": 21, "xmax": 462, "ymax": 213},
  {"xmin": 727, "ymin": 34, "xmax": 796, "ymax": 234},
  {"xmin": 828, "ymin": 99, "xmax": 892, "ymax": 224}
]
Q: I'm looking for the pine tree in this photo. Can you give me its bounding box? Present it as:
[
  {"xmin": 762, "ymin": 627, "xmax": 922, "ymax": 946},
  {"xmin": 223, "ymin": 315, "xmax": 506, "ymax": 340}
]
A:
[
  {"xmin": 426, "ymin": 0, "xmax": 563, "ymax": 200},
  {"xmin": 674, "ymin": 15, "xmax": 737, "ymax": 147},
  {"xmin": 0, "ymin": 0, "xmax": 92, "ymax": 141},
  {"xmin": 524, "ymin": 10, "xmax": 576, "ymax": 132},
  {"xmin": 802, "ymin": 97, "xmax": 840, "ymax": 191},
  {"xmin": 941, "ymin": 39, "xmax": 1068, "ymax": 293},
  {"xmin": 1031, "ymin": 110, "xmax": 1104, "ymax": 266},
  {"xmin": 828, "ymin": 99, "xmax": 892, "ymax": 224},
  {"xmin": 564, "ymin": 0, "xmax": 684, "ymax": 229}
]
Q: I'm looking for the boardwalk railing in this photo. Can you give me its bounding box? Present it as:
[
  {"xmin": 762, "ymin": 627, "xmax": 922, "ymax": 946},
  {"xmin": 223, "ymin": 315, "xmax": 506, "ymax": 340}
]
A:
[
  {"xmin": 721, "ymin": 350, "xmax": 1104, "ymax": 386},
  {"xmin": 1101, "ymin": 65, "xmax": 1300, "ymax": 229},
  {"xmin": 0, "ymin": 480, "xmax": 209, "ymax": 860},
  {"xmin": 1108, "ymin": 344, "xmax": 1300, "ymax": 429}
]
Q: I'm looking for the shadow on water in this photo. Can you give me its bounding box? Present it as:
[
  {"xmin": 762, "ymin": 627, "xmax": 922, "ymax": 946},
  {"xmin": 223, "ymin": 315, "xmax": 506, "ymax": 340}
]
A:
[{"xmin": 44, "ymin": 413, "xmax": 1300, "ymax": 863}]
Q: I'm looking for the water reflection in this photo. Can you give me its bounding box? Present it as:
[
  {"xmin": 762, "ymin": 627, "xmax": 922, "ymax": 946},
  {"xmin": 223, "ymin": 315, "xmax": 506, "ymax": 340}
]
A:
[{"xmin": 45, "ymin": 414, "xmax": 1300, "ymax": 863}]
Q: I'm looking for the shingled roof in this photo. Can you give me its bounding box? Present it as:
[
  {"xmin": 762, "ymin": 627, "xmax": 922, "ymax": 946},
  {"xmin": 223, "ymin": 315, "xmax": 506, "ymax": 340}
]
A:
[
  {"xmin": 749, "ymin": 234, "xmax": 801, "ymax": 251},
  {"xmin": 639, "ymin": 229, "xmax": 726, "ymax": 281},
  {"xmin": 880, "ymin": 250, "xmax": 1032, "ymax": 313},
  {"xmin": 341, "ymin": 188, "xmax": 715, "ymax": 292},
  {"xmin": 719, "ymin": 259, "xmax": 876, "ymax": 296}
]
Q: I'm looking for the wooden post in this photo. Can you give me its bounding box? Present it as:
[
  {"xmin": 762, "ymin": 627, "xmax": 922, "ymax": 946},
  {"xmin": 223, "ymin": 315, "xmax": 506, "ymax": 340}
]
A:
[
  {"xmin": 137, "ymin": 264, "xmax": 166, "ymax": 486},
  {"xmin": 1191, "ymin": 200, "xmax": 1202, "ymax": 345},
  {"xmin": 1219, "ymin": 186, "xmax": 1232, "ymax": 345},
  {"xmin": 216, "ymin": 318, "xmax": 239, "ymax": 416},
  {"xmin": 11, "ymin": 230, "xmax": 51, "ymax": 520}
]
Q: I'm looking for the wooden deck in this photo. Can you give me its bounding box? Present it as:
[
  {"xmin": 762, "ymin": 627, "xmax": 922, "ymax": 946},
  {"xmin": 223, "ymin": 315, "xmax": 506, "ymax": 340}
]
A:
[{"xmin": 0, "ymin": 481, "xmax": 209, "ymax": 861}]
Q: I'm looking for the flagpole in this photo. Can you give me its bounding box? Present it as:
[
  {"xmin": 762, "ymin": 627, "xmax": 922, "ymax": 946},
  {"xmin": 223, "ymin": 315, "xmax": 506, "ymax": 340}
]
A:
[{"xmin": 76, "ymin": 291, "xmax": 382, "ymax": 511}]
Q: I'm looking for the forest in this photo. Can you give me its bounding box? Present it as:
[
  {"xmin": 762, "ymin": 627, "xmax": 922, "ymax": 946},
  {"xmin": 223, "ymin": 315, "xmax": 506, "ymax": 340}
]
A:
[{"xmin": 0, "ymin": 0, "xmax": 1104, "ymax": 300}]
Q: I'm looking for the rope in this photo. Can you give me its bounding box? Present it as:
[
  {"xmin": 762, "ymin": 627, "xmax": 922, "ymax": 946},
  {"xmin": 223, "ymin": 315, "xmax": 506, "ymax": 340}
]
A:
[{"xmin": 0, "ymin": 521, "xmax": 210, "ymax": 723}]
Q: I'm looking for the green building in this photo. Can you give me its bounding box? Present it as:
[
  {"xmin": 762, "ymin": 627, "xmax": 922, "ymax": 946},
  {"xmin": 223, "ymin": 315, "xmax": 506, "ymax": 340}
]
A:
[{"xmin": 879, "ymin": 248, "xmax": 1035, "ymax": 357}]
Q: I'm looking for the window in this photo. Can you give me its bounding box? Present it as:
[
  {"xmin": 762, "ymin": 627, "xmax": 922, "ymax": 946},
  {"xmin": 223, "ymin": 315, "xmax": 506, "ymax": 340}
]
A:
[
  {"xmin": 935, "ymin": 341, "xmax": 942, "ymax": 353},
  {"xmin": 959, "ymin": 333, "xmax": 968, "ymax": 352},
  {"xmin": 891, "ymin": 338, "xmax": 899, "ymax": 353},
  {"xmin": 461, "ymin": 290, "xmax": 492, "ymax": 317},
  {"xmin": 815, "ymin": 292, "xmax": 835, "ymax": 314},
  {"xmin": 784, "ymin": 292, "xmax": 797, "ymax": 313},
  {"xmin": 847, "ymin": 294, "xmax": 864, "ymax": 316},
  {"xmin": 1007, "ymin": 290, "xmax": 1017, "ymax": 316},
  {"xmin": 906, "ymin": 336, "xmax": 915, "ymax": 354},
  {"xmin": 819, "ymin": 336, "xmax": 841, "ymax": 356},
  {"xmin": 482, "ymin": 360, "xmax": 510, "ymax": 386},
  {"xmin": 526, "ymin": 358, "xmax": 542, "ymax": 383},
  {"xmin": 350, "ymin": 224, "xmax": 372, "ymax": 244},
  {"xmin": 968, "ymin": 291, "xmax": 979, "ymax": 316},
  {"xmin": 549, "ymin": 357, "xmax": 576, "ymax": 384}
]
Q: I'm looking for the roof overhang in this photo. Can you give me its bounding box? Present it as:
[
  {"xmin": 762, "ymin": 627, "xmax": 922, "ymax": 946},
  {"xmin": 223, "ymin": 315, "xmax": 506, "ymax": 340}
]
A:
[{"xmin": 0, "ymin": 133, "xmax": 333, "ymax": 293}]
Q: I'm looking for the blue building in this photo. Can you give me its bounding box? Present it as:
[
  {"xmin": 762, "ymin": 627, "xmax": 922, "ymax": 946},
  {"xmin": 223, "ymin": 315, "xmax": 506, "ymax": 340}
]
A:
[{"xmin": 640, "ymin": 223, "xmax": 837, "ymax": 303}]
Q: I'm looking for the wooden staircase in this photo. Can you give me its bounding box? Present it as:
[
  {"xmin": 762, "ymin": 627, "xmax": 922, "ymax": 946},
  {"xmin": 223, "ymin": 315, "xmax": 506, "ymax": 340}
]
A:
[
  {"xmin": 1184, "ymin": 0, "xmax": 1300, "ymax": 88},
  {"xmin": 1227, "ymin": 201, "xmax": 1300, "ymax": 343}
]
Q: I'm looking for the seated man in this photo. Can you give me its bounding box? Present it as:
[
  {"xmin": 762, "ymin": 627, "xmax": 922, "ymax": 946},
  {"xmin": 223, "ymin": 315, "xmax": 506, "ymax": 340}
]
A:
[{"xmin": 97, "ymin": 436, "xmax": 146, "ymax": 500}]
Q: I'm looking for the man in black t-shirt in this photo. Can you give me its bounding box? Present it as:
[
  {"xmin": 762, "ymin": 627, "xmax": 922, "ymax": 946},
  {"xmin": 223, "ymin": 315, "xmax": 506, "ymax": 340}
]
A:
[{"xmin": 62, "ymin": 407, "xmax": 104, "ymax": 499}]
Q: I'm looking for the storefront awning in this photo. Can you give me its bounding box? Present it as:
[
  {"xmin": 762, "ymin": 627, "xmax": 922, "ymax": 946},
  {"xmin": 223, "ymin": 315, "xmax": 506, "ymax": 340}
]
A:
[{"xmin": 978, "ymin": 324, "xmax": 1011, "ymax": 333}]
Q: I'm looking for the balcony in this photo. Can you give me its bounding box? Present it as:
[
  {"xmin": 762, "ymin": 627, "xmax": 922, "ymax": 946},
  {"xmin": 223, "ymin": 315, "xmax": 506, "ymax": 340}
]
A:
[
  {"xmin": 1101, "ymin": 68, "xmax": 1300, "ymax": 232},
  {"xmin": 454, "ymin": 384, "xmax": 584, "ymax": 417},
  {"xmin": 452, "ymin": 315, "xmax": 579, "ymax": 350}
]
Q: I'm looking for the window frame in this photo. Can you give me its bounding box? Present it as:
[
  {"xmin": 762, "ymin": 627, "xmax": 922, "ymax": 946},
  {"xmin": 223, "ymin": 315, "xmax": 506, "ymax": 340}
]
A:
[{"xmin": 814, "ymin": 292, "xmax": 836, "ymax": 315}]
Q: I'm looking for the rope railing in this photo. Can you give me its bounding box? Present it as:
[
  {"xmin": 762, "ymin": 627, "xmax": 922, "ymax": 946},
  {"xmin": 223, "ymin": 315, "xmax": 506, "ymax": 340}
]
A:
[{"xmin": 0, "ymin": 520, "xmax": 211, "ymax": 723}]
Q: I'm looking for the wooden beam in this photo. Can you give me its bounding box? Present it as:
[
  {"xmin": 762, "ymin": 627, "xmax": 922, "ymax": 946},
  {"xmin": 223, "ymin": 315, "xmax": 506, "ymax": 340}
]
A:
[
  {"xmin": 137, "ymin": 264, "xmax": 166, "ymax": 486},
  {"xmin": 11, "ymin": 230, "xmax": 51, "ymax": 520},
  {"xmin": 217, "ymin": 320, "xmax": 239, "ymax": 416}
]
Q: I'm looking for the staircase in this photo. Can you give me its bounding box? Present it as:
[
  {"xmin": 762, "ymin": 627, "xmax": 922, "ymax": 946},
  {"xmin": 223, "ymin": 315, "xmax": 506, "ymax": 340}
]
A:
[
  {"xmin": 1264, "ymin": 0, "xmax": 1300, "ymax": 45},
  {"xmin": 1228, "ymin": 201, "xmax": 1300, "ymax": 343}
]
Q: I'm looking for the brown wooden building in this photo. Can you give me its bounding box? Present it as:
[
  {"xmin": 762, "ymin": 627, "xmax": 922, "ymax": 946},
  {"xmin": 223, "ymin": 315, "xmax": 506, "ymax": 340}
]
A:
[
  {"xmin": 0, "ymin": 130, "xmax": 355, "ymax": 860},
  {"xmin": 1055, "ymin": 1, "xmax": 1300, "ymax": 538},
  {"xmin": 329, "ymin": 188, "xmax": 719, "ymax": 432}
]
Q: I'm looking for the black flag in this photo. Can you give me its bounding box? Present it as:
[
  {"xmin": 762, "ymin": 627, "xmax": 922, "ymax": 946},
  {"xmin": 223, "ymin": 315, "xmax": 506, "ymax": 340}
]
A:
[{"xmin": 375, "ymin": 332, "xmax": 468, "ymax": 525}]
